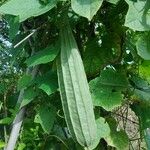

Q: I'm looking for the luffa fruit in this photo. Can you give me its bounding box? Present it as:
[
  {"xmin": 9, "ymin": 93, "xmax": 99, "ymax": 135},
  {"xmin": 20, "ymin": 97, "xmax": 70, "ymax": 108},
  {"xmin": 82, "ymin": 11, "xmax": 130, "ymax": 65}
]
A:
[{"xmin": 57, "ymin": 17, "xmax": 97, "ymax": 149}]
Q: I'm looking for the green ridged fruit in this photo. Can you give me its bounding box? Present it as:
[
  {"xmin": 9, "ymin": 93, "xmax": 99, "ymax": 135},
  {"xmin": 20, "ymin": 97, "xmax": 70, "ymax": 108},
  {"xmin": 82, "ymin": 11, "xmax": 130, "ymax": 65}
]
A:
[{"xmin": 57, "ymin": 20, "xmax": 97, "ymax": 149}]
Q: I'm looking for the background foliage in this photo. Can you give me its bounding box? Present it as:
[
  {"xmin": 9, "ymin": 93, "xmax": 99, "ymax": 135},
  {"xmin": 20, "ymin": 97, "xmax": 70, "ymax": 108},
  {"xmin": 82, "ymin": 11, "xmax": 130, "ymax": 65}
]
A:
[{"xmin": 0, "ymin": 0, "xmax": 150, "ymax": 149}]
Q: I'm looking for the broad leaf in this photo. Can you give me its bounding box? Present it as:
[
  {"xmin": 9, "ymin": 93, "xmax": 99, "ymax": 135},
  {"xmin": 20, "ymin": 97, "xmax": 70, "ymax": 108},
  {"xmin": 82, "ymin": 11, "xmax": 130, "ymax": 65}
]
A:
[
  {"xmin": 134, "ymin": 89, "xmax": 150, "ymax": 102},
  {"xmin": 132, "ymin": 103, "xmax": 150, "ymax": 149},
  {"xmin": 98, "ymin": 69, "xmax": 128, "ymax": 89},
  {"xmin": 34, "ymin": 104, "xmax": 56, "ymax": 133},
  {"xmin": 130, "ymin": 76, "xmax": 150, "ymax": 102},
  {"xmin": 96, "ymin": 117, "xmax": 110, "ymax": 140},
  {"xmin": 90, "ymin": 82, "xmax": 123, "ymax": 111},
  {"xmin": 125, "ymin": 0, "xmax": 150, "ymax": 31},
  {"xmin": 0, "ymin": 141, "xmax": 5, "ymax": 148},
  {"xmin": 25, "ymin": 45, "xmax": 59, "ymax": 67},
  {"xmin": 136, "ymin": 33, "xmax": 150, "ymax": 60},
  {"xmin": 0, "ymin": 117, "xmax": 12, "ymax": 125},
  {"xmin": 131, "ymin": 103, "xmax": 150, "ymax": 130},
  {"xmin": 130, "ymin": 75, "xmax": 149, "ymax": 90},
  {"xmin": 0, "ymin": 0, "xmax": 57, "ymax": 22},
  {"xmin": 139, "ymin": 61, "xmax": 150, "ymax": 84},
  {"xmin": 5, "ymin": 15, "xmax": 20, "ymax": 39},
  {"xmin": 71, "ymin": 0, "xmax": 103, "ymax": 20},
  {"xmin": 17, "ymin": 74, "xmax": 32, "ymax": 90},
  {"xmin": 89, "ymin": 117, "xmax": 110, "ymax": 149},
  {"xmin": 89, "ymin": 69, "xmax": 128, "ymax": 111},
  {"xmin": 35, "ymin": 71, "xmax": 58, "ymax": 95},
  {"xmin": 83, "ymin": 38, "xmax": 113, "ymax": 78},
  {"xmin": 105, "ymin": 118, "xmax": 129, "ymax": 150},
  {"xmin": 20, "ymin": 87, "xmax": 38, "ymax": 107},
  {"xmin": 17, "ymin": 143, "xmax": 26, "ymax": 150},
  {"xmin": 106, "ymin": 130, "xmax": 129, "ymax": 150}
]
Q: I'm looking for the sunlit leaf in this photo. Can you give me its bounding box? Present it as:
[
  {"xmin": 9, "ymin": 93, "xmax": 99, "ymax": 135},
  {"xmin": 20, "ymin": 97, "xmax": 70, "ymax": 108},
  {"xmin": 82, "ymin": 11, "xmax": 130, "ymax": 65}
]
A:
[
  {"xmin": 34, "ymin": 104, "xmax": 56, "ymax": 133},
  {"xmin": 131, "ymin": 103, "xmax": 150, "ymax": 130},
  {"xmin": 17, "ymin": 74, "xmax": 32, "ymax": 90},
  {"xmin": 0, "ymin": 141, "xmax": 5, "ymax": 148},
  {"xmin": 89, "ymin": 69, "xmax": 128, "ymax": 111},
  {"xmin": 130, "ymin": 76, "xmax": 150, "ymax": 102},
  {"xmin": 139, "ymin": 61, "xmax": 150, "ymax": 84},
  {"xmin": 0, "ymin": 117, "xmax": 12, "ymax": 124},
  {"xmin": 105, "ymin": 118, "xmax": 129, "ymax": 150},
  {"xmin": 106, "ymin": 130, "xmax": 129, "ymax": 150},
  {"xmin": 25, "ymin": 45, "xmax": 59, "ymax": 67},
  {"xmin": 5, "ymin": 15, "xmax": 20, "ymax": 39},
  {"xmin": 125, "ymin": 0, "xmax": 150, "ymax": 31},
  {"xmin": 36, "ymin": 71, "xmax": 58, "ymax": 95},
  {"xmin": 136, "ymin": 33, "xmax": 150, "ymax": 60},
  {"xmin": 83, "ymin": 38, "xmax": 113, "ymax": 78},
  {"xmin": 20, "ymin": 87, "xmax": 38, "ymax": 107},
  {"xmin": 89, "ymin": 117, "xmax": 110, "ymax": 149},
  {"xmin": 71, "ymin": 0, "xmax": 103, "ymax": 20},
  {"xmin": 0, "ymin": 0, "xmax": 57, "ymax": 22}
]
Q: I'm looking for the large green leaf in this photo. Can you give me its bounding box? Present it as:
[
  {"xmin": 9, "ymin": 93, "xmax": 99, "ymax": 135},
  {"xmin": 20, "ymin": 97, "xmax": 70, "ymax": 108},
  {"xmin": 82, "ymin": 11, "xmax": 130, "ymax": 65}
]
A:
[
  {"xmin": 0, "ymin": 117, "xmax": 13, "ymax": 125},
  {"xmin": 106, "ymin": 130, "xmax": 129, "ymax": 150},
  {"xmin": 35, "ymin": 71, "xmax": 58, "ymax": 95},
  {"xmin": 89, "ymin": 69, "xmax": 128, "ymax": 111},
  {"xmin": 130, "ymin": 76, "xmax": 150, "ymax": 102},
  {"xmin": 25, "ymin": 45, "xmax": 59, "ymax": 67},
  {"xmin": 136, "ymin": 33, "xmax": 150, "ymax": 60},
  {"xmin": 105, "ymin": 118, "xmax": 129, "ymax": 150},
  {"xmin": 17, "ymin": 74, "xmax": 32, "ymax": 90},
  {"xmin": 131, "ymin": 75, "xmax": 149, "ymax": 90},
  {"xmin": 125, "ymin": 0, "xmax": 150, "ymax": 31},
  {"xmin": 139, "ymin": 61, "xmax": 150, "ymax": 84},
  {"xmin": 89, "ymin": 117, "xmax": 110, "ymax": 149},
  {"xmin": 34, "ymin": 104, "xmax": 56, "ymax": 134},
  {"xmin": 134, "ymin": 89, "xmax": 150, "ymax": 102},
  {"xmin": 17, "ymin": 143, "xmax": 26, "ymax": 150},
  {"xmin": 90, "ymin": 84, "xmax": 123, "ymax": 111},
  {"xmin": 71, "ymin": 0, "xmax": 103, "ymax": 20},
  {"xmin": 131, "ymin": 103, "xmax": 150, "ymax": 130},
  {"xmin": 83, "ymin": 38, "xmax": 113, "ymax": 78},
  {"xmin": 0, "ymin": 141, "xmax": 5, "ymax": 148},
  {"xmin": 5, "ymin": 15, "xmax": 20, "ymax": 39},
  {"xmin": 131, "ymin": 103, "xmax": 150, "ymax": 149},
  {"xmin": 20, "ymin": 87, "xmax": 38, "ymax": 107},
  {"xmin": 0, "ymin": 0, "xmax": 57, "ymax": 22},
  {"xmin": 98, "ymin": 69, "xmax": 128, "ymax": 89}
]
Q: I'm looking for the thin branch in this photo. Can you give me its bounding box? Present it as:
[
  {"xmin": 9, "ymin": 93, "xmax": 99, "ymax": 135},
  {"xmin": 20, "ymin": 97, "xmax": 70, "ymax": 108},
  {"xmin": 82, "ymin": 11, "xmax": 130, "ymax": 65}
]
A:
[
  {"xmin": 5, "ymin": 66, "xmax": 38, "ymax": 150},
  {"xmin": 129, "ymin": 137, "xmax": 143, "ymax": 141},
  {"xmin": 112, "ymin": 112, "xmax": 139, "ymax": 125},
  {"xmin": 5, "ymin": 107, "xmax": 25, "ymax": 150},
  {"xmin": 13, "ymin": 30, "xmax": 36, "ymax": 49},
  {"xmin": 5, "ymin": 25, "xmax": 38, "ymax": 150}
]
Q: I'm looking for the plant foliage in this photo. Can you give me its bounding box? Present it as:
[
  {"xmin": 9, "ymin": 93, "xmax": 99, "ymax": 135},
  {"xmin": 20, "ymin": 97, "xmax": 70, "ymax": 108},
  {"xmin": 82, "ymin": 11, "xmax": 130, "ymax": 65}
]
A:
[{"xmin": 0, "ymin": 0, "xmax": 150, "ymax": 149}]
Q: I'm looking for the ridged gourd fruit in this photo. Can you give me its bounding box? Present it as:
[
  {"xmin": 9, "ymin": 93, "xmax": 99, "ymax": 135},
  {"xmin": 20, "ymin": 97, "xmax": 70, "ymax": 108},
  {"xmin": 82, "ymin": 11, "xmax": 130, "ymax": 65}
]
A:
[{"xmin": 57, "ymin": 18, "xmax": 97, "ymax": 149}]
